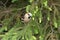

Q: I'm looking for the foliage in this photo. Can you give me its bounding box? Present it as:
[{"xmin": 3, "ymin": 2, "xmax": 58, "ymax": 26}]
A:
[{"xmin": 0, "ymin": 0, "xmax": 60, "ymax": 40}]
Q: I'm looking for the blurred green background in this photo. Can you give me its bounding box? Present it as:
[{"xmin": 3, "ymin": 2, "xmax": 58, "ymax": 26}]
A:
[{"xmin": 0, "ymin": 0, "xmax": 60, "ymax": 40}]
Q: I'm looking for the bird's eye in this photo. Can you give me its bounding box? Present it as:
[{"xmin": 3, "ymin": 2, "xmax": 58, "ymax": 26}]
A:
[{"xmin": 28, "ymin": 16, "xmax": 31, "ymax": 19}]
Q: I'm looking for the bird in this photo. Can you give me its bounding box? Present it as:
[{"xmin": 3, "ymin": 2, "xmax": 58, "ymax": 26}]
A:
[{"xmin": 21, "ymin": 12, "xmax": 32, "ymax": 23}]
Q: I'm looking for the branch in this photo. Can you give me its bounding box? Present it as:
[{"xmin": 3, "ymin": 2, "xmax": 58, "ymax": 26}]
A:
[{"xmin": 0, "ymin": 7, "xmax": 26, "ymax": 14}]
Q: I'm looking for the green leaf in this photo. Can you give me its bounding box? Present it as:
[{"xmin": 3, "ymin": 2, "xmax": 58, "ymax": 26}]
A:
[
  {"xmin": 53, "ymin": 17, "xmax": 58, "ymax": 28},
  {"xmin": 39, "ymin": 10, "xmax": 42, "ymax": 23},
  {"xmin": 29, "ymin": 0, "xmax": 34, "ymax": 3},
  {"xmin": 26, "ymin": 5, "xmax": 31, "ymax": 12},
  {"xmin": 29, "ymin": 36, "xmax": 36, "ymax": 40},
  {"xmin": 47, "ymin": 12, "xmax": 50, "ymax": 21},
  {"xmin": 39, "ymin": 36, "xmax": 44, "ymax": 40},
  {"xmin": 43, "ymin": 1, "xmax": 47, "ymax": 7},
  {"xmin": 12, "ymin": 0, "xmax": 18, "ymax": 3},
  {"xmin": 54, "ymin": 21, "xmax": 58, "ymax": 28}
]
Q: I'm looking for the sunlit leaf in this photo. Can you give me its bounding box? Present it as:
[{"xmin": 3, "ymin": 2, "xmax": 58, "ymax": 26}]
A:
[
  {"xmin": 26, "ymin": 5, "xmax": 31, "ymax": 12},
  {"xmin": 47, "ymin": 13, "xmax": 50, "ymax": 21},
  {"xmin": 39, "ymin": 36, "xmax": 44, "ymax": 40},
  {"xmin": 44, "ymin": 1, "xmax": 47, "ymax": 7},
  {"xmin": 29, "ymin": 0, "xmax": 34, "ymax": 3},
  {"xmin": 12, "ymin": 0, "xmax": 18, "ymax": 3}
]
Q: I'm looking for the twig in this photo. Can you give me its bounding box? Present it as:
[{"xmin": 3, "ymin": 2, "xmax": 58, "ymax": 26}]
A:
[
  {"xmin": 45, "ymin": 31, "xmax": 51, "ymax": 40},
  {"xmin": 4, "ymin": 0, "xmax": 9, "ymax": 5},
  {"xmin": 0, "ymin": 7, "xmax": 26, "ymax": 14},
  {"xmin": 53, "ymin": 3, "xmax": 60, "ymax": 7},
  {"xmin": 0, "ymin": 1, "xmax": 6, "ymax": 8}
]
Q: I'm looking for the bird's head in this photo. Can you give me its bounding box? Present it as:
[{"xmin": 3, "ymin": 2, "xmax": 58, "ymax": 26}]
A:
[{"xmin": 21, "ymin": 12, "xmax": 32, "ymax": 23}]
